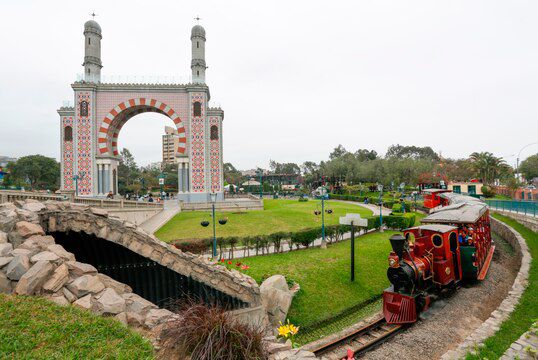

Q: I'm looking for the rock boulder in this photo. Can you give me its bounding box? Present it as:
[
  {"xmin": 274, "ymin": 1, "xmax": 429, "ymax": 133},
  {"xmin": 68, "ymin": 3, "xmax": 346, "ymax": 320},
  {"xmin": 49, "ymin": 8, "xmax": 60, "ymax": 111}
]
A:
[
  {"xmin": 260, "ymin": 275, "xmax": 293, "ymax": 326},
  {"xmin": 5, "ymin": 255, "xmax": 31, "ymax": 280},
  {"xmin": 15, "ymin": 260, "xmax": 55, "ymax": 295}
]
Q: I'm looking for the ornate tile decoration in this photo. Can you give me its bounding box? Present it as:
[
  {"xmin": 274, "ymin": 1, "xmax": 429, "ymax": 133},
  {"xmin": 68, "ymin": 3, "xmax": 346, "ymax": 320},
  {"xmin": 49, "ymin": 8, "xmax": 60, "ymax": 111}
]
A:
[
  {"xmin": 62, "ymin": 116, "xmax": 74, "ymax": 190},
  {"xmin": 76, "ymin": 92, "xmax": 93, "ymax": 195},
  {"xmin": 190, "ymin": 93, "xmax": 206, "ymax": 193},
  {"xmin": 209, "ymin": 117, "xmax": 221, "ymax": 192}
]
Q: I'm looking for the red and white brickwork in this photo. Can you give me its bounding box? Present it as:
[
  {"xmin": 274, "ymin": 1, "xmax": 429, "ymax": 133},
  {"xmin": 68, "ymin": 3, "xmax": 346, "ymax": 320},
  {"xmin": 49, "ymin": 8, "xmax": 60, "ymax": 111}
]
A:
[
  {"xmin": 61, "ymin": 116, "xmax": 74, "ymax": 190},
  {"xmin": 209, "ymin": 116, "xmax": 222, "ymax": 192}
]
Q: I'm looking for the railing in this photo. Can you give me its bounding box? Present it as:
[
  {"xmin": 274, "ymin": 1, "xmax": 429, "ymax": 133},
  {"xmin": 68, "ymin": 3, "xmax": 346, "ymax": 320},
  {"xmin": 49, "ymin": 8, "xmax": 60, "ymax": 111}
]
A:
[
  {"xmin": 0, "ymin": 191, "xmax": 163, "ymax": 209},
  {"xmin": 486, "ymin": 199, "xmax": 537, "ymax": 217}
]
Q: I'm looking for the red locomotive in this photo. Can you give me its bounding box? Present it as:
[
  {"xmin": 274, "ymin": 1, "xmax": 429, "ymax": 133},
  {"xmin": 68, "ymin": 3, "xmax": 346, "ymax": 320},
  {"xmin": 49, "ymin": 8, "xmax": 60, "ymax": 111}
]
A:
[{"xmin": 383, "ymin": 191, "xmax": 494, "ymax": 324}]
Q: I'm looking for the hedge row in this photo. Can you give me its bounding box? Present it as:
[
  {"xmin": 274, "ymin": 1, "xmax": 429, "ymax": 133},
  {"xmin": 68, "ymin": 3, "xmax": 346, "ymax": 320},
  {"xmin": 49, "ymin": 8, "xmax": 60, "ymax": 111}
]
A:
[
  {"xmin": 329, "ymin": 193, "xmax": 414, "ymax": 212},
  {"xmin": 174, "ymin": 213, "xmax": 416, "ymax": 259}
]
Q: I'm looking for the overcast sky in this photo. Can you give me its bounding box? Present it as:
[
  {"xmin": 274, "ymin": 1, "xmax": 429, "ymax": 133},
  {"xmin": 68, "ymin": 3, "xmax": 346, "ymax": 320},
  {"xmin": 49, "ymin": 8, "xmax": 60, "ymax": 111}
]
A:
[{"xmin": 1, "ymin": 0, "xmax": 537, "ymax": 170}]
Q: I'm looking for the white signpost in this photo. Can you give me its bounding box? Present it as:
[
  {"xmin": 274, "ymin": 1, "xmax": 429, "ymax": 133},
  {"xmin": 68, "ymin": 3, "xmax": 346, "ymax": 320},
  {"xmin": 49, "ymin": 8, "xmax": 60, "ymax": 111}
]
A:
[{"xmin": 339, "ymin": 213, "xmax": 368, "ymax": 282}]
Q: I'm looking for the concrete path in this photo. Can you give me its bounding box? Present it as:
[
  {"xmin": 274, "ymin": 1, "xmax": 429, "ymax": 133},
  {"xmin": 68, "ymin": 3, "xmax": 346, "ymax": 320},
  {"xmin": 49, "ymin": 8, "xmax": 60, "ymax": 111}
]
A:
[
  {"xmin": 140, "ymin": 199, "xmax": 181, "ymax": 234},
  {"xmin": 333, "ymin": 199, "xmax": 392, "ymax": 216}
]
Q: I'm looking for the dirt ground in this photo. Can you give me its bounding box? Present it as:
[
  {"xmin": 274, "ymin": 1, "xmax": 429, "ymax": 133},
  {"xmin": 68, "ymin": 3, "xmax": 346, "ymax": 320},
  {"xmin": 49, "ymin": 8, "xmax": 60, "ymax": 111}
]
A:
[{"xmin": 362, "ymin": 235, "xmax": 519, "ymax": 360}]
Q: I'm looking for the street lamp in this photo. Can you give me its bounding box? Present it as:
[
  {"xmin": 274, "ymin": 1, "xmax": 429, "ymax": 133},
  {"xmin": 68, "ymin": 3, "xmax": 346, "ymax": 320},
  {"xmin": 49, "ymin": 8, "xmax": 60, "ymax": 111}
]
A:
[
  {"xmin": 158, "ymin": 172, "xmax": 166, "ymax": 198},
  {"xmin": 377, "ymin": 184, "xmax": 384, "ymax": 233},
  {"xmin": 200, "ymin": 192, "xmax": 227, "ymax": 258},
  {"xmin": 516, "ymin": 142, "xmax": 538, "ymax": 181},
  {"xmin": 73, "ymin": 171, "xmax": 86, "ymax": 197}
]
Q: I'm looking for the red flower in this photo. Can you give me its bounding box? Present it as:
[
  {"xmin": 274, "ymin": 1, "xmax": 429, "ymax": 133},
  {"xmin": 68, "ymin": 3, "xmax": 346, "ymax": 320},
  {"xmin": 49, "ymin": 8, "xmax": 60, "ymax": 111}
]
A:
[
  {"xmin": 235, "ymin": 262, "xmax": 242, "ymax": 267},
  {"xmin": 220, "ymin": 259, "xmax": 225, "ymax": 263},
  {"xmin": 228, "ymin": 261, "xmax": 232, "ymax": 265},
  {"xmin": 241, "ymin": 265, "xmax": 250, "ymax": 270}
]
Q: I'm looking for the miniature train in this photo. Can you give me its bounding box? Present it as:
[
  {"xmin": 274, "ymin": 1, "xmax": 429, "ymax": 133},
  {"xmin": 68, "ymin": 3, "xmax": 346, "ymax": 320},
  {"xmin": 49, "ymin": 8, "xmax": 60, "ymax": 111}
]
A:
[{"xmin": 383, "ymin": 190, "xmax": 495, "ymax": 324}]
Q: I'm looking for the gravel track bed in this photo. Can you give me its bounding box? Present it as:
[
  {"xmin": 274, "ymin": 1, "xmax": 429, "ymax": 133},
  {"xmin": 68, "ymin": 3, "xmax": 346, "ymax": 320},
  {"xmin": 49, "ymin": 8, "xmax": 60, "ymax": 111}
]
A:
[{"xmin": 362, "ymin": 234, "xmax": 518, "ymax": 360}]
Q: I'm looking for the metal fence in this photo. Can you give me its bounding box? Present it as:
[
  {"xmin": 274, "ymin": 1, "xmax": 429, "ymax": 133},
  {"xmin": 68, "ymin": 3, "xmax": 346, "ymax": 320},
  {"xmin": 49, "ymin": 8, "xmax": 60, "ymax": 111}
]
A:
[{"xmin": 486, "ymin": 199, "xmax": 538, "ymax": 217}]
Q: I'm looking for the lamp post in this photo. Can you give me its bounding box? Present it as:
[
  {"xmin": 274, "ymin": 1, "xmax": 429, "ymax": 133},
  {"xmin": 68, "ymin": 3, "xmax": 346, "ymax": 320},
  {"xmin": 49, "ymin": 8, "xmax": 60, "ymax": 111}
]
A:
[
  {"xmin": 377, "ymin": 184, "xmax": 384, "ymax": 232},
  {"xmin": 158, "ymin": 172, "xmax": 166, "ymax": 198},
  {"xmin": 516, "ymin": 142, "xmax": 538, "ymax": 181},
  {"xmin": 210, "ymin": 192, "xmax": 218, "ymax": 257},
  {"xmin": 73, "ymin": 171, "xmax": 86, "ymax": 197}
]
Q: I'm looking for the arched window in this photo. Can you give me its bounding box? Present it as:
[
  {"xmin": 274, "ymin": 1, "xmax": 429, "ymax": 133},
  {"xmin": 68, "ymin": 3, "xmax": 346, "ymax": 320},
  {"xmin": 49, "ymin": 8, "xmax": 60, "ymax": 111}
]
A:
[
  {"xmin": 193, "ymin": 101, "xmax": 202, "ymax": 117},
  {"xmin": 197, "ymin": 70, "xmax": 200, "ymax": 76},
  {"xmin": 210, "ymin": 125, "xmax": 219, "ymax": 140},
  {"xmin": 88, "ymin": 37, "xmax": 91, "ymax": 45},
  {"xmin": 197, "ymin": 41, "xmax": 199, "ymax": 48},
  {"xmin": 80, "ymin": 101, "xmax": 89, "ymax": 117},
  {"xmin": 64, "ymin": 126, "xmax": 73, "ymax": 141}
]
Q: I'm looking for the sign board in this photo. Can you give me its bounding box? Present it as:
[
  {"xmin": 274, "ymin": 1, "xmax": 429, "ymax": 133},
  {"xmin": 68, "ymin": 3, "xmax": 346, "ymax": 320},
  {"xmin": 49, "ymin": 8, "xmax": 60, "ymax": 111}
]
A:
[
  {"xmin": 339, "ymin": 213, "xmax": 368, "ymax": 227},
  {"xmin": 158, "ymin": 178, "xmax": 165, "ymax": 185}
]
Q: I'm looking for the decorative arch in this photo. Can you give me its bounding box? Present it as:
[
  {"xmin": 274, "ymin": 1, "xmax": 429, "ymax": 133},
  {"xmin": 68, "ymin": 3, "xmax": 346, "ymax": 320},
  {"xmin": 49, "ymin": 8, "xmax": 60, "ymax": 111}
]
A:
[{"xmin": 98, "ymin": 98, "xmax": 186, "ymax": 156}]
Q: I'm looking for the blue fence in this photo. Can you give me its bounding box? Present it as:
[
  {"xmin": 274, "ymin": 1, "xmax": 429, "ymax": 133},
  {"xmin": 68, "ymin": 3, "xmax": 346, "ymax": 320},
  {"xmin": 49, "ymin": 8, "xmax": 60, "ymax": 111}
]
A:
[{"xmin": 486, "ymin": 199, "xmax": 538, "ymax": 217}]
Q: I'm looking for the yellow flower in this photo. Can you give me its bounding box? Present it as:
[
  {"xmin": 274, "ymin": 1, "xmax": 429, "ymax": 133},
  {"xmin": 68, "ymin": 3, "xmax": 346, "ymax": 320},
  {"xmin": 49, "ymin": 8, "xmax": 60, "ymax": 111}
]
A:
[
  {"xmin": 278, "ymin": 325, "xmax": 290, "ymax": 337},
  {"xmin": 289, "ymin": 324, "xmax": 299, "ymax": 335}
]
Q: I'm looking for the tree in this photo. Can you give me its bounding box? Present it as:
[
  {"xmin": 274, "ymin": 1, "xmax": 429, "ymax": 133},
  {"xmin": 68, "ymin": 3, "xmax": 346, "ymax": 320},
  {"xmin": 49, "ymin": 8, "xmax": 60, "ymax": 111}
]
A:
[
  {"xmin": 354, "ymin": 149, "xmax": 378, "ymax": 161},
  {"xmin": 469, "ymin": 152, "xmax": 510, "ymax": 185},
  {"xmin": 269, "ymin": 160, "xmax": 300, "ymax": 175},
  {"xmin": 329, "ymin": 145, "xmax": 349, "ymax": 160},
  {"xmin": 519, "ymin": 153, "xmax": 538, "ymax": 181},
  {"xmin": 386, "ymin": 144, "xmax": 440, "ymax": 161},
  {"xmin": 223, "ymin": 162, "xmax": 242, "ymax": 185},
  {"xmin": 9, "ymin": 155, "xmax": 60, "ymax": 190},
  {"xmin": 118, "ymin": 148, "xmax": 140, "ymax": 195}
]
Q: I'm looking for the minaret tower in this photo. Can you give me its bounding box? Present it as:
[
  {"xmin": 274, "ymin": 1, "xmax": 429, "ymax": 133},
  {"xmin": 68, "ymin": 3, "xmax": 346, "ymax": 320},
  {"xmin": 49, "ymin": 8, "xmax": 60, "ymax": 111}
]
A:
[
  {"xmin": 191, "ymin": 23, "xmax": 207, "ymax": 83},
  {"xmin": 83, "ymin": 18, "xmax": 102, "ymax": 82}
]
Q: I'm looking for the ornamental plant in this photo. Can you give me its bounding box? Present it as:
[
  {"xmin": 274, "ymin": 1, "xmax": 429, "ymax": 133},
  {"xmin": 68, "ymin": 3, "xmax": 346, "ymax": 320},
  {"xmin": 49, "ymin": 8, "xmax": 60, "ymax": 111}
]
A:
[{"xmin": 277, "ymin": 319, "xmax": 300, "ymax": 348}]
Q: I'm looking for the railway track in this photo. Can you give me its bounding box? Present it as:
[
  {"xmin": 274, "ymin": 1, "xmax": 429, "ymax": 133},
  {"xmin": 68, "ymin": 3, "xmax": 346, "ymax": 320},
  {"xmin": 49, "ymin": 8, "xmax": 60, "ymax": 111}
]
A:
[{"xmin": 311, "ymin": 317, "xmax": 403, "ymax": 359}]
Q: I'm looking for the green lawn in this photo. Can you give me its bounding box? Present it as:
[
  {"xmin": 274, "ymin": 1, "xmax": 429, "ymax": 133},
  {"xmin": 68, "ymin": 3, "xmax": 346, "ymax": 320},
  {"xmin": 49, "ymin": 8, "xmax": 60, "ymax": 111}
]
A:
[
  {"xmin": 156, "ymin": 199, "xmax": 372, "ymax": 242},
  {"xmin": 227, "ymin": 230, "xmax": 395, "ymax": 343},
  {"xmin": 0, "ymin": 294, "xmax": 154, "ymax": 359},
  {"xmin": 466, "ymin": 213, "xmax": 538, "ymax": 359}
]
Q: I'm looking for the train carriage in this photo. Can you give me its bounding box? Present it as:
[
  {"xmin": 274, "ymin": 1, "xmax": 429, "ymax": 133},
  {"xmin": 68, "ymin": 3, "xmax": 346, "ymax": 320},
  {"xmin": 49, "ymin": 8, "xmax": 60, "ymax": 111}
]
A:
[{"xmin": 383, "ymin": 192, "xmax": 494, "ymax": 324}]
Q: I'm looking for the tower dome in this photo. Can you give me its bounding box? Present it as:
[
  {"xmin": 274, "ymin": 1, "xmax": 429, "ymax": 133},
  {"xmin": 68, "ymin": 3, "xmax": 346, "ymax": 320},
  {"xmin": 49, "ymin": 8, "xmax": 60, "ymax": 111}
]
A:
[
  {"xmin": 84, "ymin": 19, "xmax": 102, "ymax": 33},
  {"xmin": 191, "ymin": 24, "xmax": 206, "ymax": 39}
]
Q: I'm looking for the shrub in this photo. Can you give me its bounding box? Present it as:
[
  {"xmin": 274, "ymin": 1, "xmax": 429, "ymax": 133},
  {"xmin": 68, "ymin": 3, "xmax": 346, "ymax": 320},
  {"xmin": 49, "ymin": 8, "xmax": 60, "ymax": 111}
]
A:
[
  {"xmin": 298, "ymin": 197, "xmax": 308, "ymax": 202},
  {"xmin": 481, "ymin": 185, "xmax": 496, "ymax": 198},
  {"xmin": 391, "ymin": 204, "xmax": 403, "ymax": 213},
  {"xmin": 291, "ymin": 228, "xmax": 321, "ymax": 248},
  {"xmin": 174, "ymin": 238, "xmax": 211, "ymax": 254},
  {"xmin": 161, "ymin": 301, "xmax": 267, "ymax": 360},
  {"xmin": 269, "ymin": 232, "xmax": 288, "ymax": 253}
]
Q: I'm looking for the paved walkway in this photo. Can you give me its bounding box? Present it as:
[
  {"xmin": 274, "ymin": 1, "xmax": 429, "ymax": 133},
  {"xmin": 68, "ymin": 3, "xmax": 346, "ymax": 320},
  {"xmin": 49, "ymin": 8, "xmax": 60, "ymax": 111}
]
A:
[
  {"xmin": 501, "ymin": 324, "xmax": 538, "ymax": 359},
  {"xmin": 140, "ymin": 200, "xmax": 180, "ymax": 234},
  {"xmin": 333, "ymin": 199, "xmax": 392, "ymax": 216}
]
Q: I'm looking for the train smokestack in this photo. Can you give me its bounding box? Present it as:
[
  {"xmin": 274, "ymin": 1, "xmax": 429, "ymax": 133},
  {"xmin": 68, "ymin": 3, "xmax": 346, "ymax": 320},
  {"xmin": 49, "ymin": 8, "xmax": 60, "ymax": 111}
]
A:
[{"xmin": 389, "ymin": 234, "xmax": 407, "ymax": 260}]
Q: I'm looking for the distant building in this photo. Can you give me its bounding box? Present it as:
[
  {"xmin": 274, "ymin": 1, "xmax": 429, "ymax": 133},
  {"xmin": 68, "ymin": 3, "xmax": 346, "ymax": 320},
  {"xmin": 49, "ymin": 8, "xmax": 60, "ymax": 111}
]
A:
[
  {"xmin": 162, "ymin": 126, "xmax": 179, "ymax": 166},
  {"xmin": 0, "ymin": 156, "xmax": 17, "ymax": 168},
  {"xmin": 495, "ymin": 185, "xmax": 538, "ymax": 201},
  {"xmin": 447, "ymin": 181, "xmax": 484, "ymax": 196}
]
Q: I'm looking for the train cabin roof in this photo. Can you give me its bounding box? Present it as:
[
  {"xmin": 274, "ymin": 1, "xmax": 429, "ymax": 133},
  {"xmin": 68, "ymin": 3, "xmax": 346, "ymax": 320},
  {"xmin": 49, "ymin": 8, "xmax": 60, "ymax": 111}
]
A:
[
  {"xmin": 421, "ymin": 188, "xmax": 451, "ymax": 194},
  {"xmin": 421, "ymin": 202, "xmax": 488, "ymax": 224},
  {"xmin": 407, "ymin": 224, "xmax": 458, "ymax": 233},
  {"xmin": 438, "ymin": 192, "xmax": 484, "ymax": 205}
]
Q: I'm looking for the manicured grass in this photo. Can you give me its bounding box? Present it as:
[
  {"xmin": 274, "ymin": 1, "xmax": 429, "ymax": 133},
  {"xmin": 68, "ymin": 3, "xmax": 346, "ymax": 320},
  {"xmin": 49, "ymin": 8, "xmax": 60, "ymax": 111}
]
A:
[
  {"xmin": 0, "ymin": 294, "xmax": 154, "ymax": 359},
  {"xmin": 466, "ymin": 213, "xmax": 538, "ymax": 359},
  {"xmin": 227, "ymin": 230, "xmax": 395, "ymax": 342},
  {"xmin": 156, "ymin": 199, "xmax": 372, "ymax": 242}
]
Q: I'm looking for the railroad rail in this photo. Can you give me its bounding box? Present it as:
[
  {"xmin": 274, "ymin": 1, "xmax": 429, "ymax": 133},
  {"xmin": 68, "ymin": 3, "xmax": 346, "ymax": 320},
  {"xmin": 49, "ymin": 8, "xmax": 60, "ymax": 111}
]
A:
[{"xmin": 311, "ymin": 317, "xmax": 403, "ymax": 359}]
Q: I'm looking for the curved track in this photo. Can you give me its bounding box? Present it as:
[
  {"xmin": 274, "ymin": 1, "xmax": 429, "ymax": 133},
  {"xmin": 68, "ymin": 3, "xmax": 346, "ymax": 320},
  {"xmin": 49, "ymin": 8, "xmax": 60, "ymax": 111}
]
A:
[{"xmin": 311, "ymin": 317, "xmax": 403, "ymax": 359}]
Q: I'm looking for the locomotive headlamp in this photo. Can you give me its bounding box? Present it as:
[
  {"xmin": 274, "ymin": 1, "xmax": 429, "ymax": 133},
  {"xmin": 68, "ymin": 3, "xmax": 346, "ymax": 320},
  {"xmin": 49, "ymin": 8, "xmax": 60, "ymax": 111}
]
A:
[
  {"xmin": 445, "ymin": 267, "xmax": 451, "ymax": 275},
  {"xmin": 389, "ymin": 258, "xmax": 396, "ymax": 266}
]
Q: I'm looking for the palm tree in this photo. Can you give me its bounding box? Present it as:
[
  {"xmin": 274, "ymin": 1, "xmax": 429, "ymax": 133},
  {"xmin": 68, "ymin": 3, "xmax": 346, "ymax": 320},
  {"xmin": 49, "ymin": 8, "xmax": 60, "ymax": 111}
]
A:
[{"xmin": 469, "ymin": 152, "xmax": 509, "ymax": 184}]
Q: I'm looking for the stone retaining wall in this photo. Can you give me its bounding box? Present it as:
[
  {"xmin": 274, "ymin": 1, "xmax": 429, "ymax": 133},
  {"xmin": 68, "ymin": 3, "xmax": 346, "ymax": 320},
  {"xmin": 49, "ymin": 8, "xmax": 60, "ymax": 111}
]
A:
[{"xmin": 441, "ymin": 216, "xmax": 531, "ymax": 359}]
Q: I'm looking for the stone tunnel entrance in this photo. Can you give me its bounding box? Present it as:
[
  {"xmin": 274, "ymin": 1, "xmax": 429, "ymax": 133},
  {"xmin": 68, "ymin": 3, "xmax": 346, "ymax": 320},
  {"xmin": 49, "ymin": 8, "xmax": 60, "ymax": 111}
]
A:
[{"xmin": 51, "ymin": 231, "xmax": 248, "ymax": 311}]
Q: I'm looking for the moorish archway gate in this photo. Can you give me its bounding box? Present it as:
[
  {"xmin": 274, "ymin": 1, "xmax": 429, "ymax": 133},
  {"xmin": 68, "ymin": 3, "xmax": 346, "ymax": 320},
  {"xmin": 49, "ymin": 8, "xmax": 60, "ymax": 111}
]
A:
[{"xmin": 57, "ymin": 19, "xmax": 224, "ymax": 203}]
